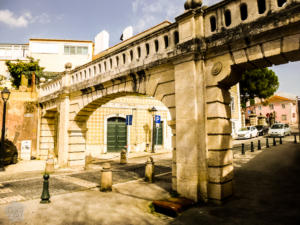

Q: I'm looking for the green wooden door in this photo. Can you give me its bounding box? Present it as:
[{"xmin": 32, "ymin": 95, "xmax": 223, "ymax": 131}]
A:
[
  {"xmin": 153, "ymin": 121, "xmax": 163, "ymax": 145},
  {"xmin": 107, "ymin": 117, "xmax": 127, "ymax": 152}
]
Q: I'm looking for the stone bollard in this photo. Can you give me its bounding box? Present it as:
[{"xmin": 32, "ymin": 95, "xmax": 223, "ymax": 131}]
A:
[
  {"xmin": 120, "ymin": 149, "xmax": 127, "ymax": 164},
  {"xmin": 294, "ymin": 135, "xmax": 297, "ymax": 144},
  {"xmin": 258, "ymin": 140, "xmax": 261, "ymax": 150},
  {"xmin": 266, "ymin": 138, "xmax": 270, "ymax": 148},
  {"xmin": 273, "ymin": 137, "xmax": 276, "ymax": 146},
  {"xmin": 250, "ymin": 142, "xmax": 254, "ymax": 152},
  {"xmin": 100, "ymin": 163, "xmax": 112, "ymax": 192},
  {"xmin": 279, "ymin": 137, "xmax": 283, "ymax": 145},
  {"xmin": 145, "ymin": 157, "xmax": 155, "ymax": 183},
  {"xmin": 40, "ymin": 174, "xmax": 50, "ymax": 204},
  {"xmin": 241, "ymin": 143, "xmax": 245, "ymax": 155}
]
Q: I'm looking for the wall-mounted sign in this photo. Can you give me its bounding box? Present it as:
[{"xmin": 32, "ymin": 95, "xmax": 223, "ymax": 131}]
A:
[
  {"xmin": 155, "ymin": 115, "xmax": 161, "ymax": 124},
  {"xmin": 21, "ymin": 140, "xmax": 31, "ymax": 161},
  {"xmin": 126, "ymin": 115, "xmax": 133, "ymax": 126}
]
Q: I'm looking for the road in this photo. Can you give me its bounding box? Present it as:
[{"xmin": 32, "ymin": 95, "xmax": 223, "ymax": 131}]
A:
[{"xmin": 0, "ymin": 154, "xmax": 172, "ymax": 205}]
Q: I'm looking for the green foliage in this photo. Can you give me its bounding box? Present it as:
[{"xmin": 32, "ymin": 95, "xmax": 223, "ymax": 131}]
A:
[
  {"xmin": 5, "ymin": 57, "xmax": 44, "ymax": 88},
  {"xmin": 240, "ymin": 68, "xmax": 279, "ymax": 108}
]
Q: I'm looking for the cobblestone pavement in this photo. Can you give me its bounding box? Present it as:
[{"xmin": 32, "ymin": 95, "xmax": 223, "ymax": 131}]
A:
[{"xmin": 0, "ymin": 154, "xmax": 172, "ymax": 205}]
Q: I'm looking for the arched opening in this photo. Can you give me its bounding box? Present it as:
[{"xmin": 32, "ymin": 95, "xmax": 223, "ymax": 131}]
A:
[
  {"xmin": 257, "ymin": 0, "xmax": 266, "ymax": 14},
  {"xmin": 98, "ymin": 64, "xmax": 101, "ymax": 73},
  {"xmin": 110, "ymin": 58, "xmax": 113, "ymax": 69},
  {"xmin": 164, "ymin": 35, "xmax": 169, "ymax": 48},
  {"xmin": 116, "ymin": 56, "xmax": 119, "ymax": 66},
  {"xmin": 123, "ymin": 53, "xmax": 126, "ymax": 64},
  {"xmin": 277, "ymin": 0, "xmax": 287, "ymax": 7},
  {"xmin": 130, "ymin": 50, "xmax": 133, "ymax": 61},
  {"xmin": 174, "ymin": 31, "xmax": 179, "ymax": 45},
  {"xmin": 137, "ymin": 46, "xmax": 141, "ymax": 58},
  {"xmin": 210, "ymin": 16, "xmax": 217, "ymax": 32},
  {"xmin": 146, "ymin": 43, "xmax": 150, "ymax": 56},
  {"xmin": 104, "ymin": 62, "xmax": 107, "ymax": 71},
  {"xmin": 225, "ymin": 9, "xmax": 232, "ymax": 27},
  {"xmin": 240, "ymin": 3, "xmax": 248, "ymax": 21},
  {"xmin": 155, "ymin": 40, "xmax": 159, "ymax": 52}
]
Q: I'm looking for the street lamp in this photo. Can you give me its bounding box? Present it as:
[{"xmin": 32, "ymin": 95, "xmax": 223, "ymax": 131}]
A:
[
  {"xmin": 0, "ymin": 87, "xmax": 10, "ymax": 171},
  {"xmin": 149, "ymin": 106, "xmax": 157, "ymax": 153}
]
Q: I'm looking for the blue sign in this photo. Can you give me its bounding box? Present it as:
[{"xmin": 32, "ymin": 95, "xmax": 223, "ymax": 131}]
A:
[
  {"xmin": 155, "ymin": 115, "xmax": 161, "ymax": 124},
  {"xmin": 126, "ymin": 115, "xmax": 133, "ymax": 125}
]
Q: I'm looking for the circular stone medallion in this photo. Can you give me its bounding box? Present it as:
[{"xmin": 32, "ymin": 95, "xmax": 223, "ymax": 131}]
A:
[{"xmin": 211, "ymin": 62, "xmax": 222, "ymax": 76}]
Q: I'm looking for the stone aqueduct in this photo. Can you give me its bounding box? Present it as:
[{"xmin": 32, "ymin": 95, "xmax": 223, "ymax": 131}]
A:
[{"xmin": 38, "ymin": 0, "xmax": 300, "ymax": 202}]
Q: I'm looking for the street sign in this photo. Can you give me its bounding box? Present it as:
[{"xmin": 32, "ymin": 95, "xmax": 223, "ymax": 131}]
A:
[
  {"xmin": 155, "ymin": 115, "xmax": 161, "ymax": 124},
  {"xmin": 21, "ymin": 140, "xmax": 31, "ymax": 161},
  {"xmin": 126, "ymin": 115, "xmax": 133, "ymax": 125}
]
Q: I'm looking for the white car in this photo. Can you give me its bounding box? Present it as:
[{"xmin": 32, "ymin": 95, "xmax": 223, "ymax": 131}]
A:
[
  {"xmin": 268, "ymin": 123, "xmax": 291, "ymax": 137},
  {"xmin": 237, "ymin": 126, "xmax": 258, "ymax": 139}
]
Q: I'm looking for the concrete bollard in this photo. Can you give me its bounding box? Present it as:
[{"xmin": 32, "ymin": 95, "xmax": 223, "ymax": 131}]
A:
[
  {"xmin": 273, "ymin": 137, "xmax": 276, "ymax": 146},
  {"xmin": 100, "ymin": 163, "xmax": 112, "ymax": 192},
  {"xmin": 251, "ymin": 142, "xmax": 254, "ymax": 152},
  {"xmin": 241, "ymin": 143, "xmax": 245, "ymax": 155},
  {"xmin": 145, "ymin": 157, "xmax": 155, "ymax": 183},
  {"xmin": 120, "ymin": 149, "xmax": 127, "ymax": 164},
  {"xmin": 266, "ymin": 138, "xmax": 270, "ymax": 148},
  {"xmin": 258, "ymin": 140, "xmax": 261, "ymax": 150},
  {"xmin": 40, "ymin": 174, "xmax": 50, "ymax": 204},
  {"xmin": 279, "ymin": 137, "xmax": 283, "ymax": 145},
  {"xmin": 294, "ymin": 135, "xmax": 297, "ymax": 144}
]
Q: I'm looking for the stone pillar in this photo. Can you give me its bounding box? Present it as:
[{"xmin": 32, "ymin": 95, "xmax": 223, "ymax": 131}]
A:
[
  {"xmin": 241, "ymin": 111, "xmax": 246, "ymax": 128},
  {"xmin": 258, "ymin": 116, "xmax": 266, "ymax": 125},
  {"xmin": 249, "ymin": 114, "xmax": 258, "ymax": 126},
  {"xmin": 57, "ymin": 94, "xmax": 70, "ymax": 167},
  {"xmin": 206, "ymin": 85, "xmax": 233, "ymax": 203},
  {"xmin": 168, "ymin": 120, "xmax": 177, "ymax": 192},
  {"xmin": 174, "ymin": 58, "xmax": 208, "ymax": 202}
]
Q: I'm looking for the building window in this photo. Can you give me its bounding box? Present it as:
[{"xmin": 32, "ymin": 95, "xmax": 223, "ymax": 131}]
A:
[
  {"xmin": 153, "ymin": 121, "xmax": 163, "ymax": 145},
  {"xmin": 104, "ymin": 62, "xmax": 107, "ymax": 71},
  {"xmin": 282, "ymin": 104, "xmax": 285, "ymax": 109},
  {"xmin": 123, "ymin": 53, "xmax": 126, "ymax": 64},
  {"xmin": 257, "ymin": 0, "xmax": 266, "ymax": 14},
  {"xmin": 240, "ymin": 3, "xmax": 248, "ymax": 21},
  {"xmin": 174, "ymin": 31, "xmax": 179, "ymax": 45},
  {"xmin": 110, "ymin": 58, "xmax": 113, "ymax": 69},
  {"xmin": 145, "ymin": 43, "xmax": 150, "ymax": 56},
  {"xmin": 231, "ymin": 97, "xmax": 235, "ymax": 112},
  {"xmin": 210, "ymin": 16, "xmax": 217, "ymax": 32},
  {"xmin": 277, "ymin": 0, "xmax": 286, "ymax": 7},
  {"xmin": 164, "ymin": 35, "xmax": 169, "ymax": 48},
  {"xmin": 155, "ymin": 40, "xmax": 159, "ymax": 52},
  {"xmin": 116, "ymin": 56, "xmax": 119, "ymax": 66},
  {"xmin": 98, "ymin": 64, "xmax": 101, "ymax": 73},
  {"xmin": 224, "ymin": 10, "xmax": 232, "ymax": 27},
  {"xmin": 64, "ymin": 45, "xmax": 88, "ymax": 55},
  {"xmin": 269, "ymin": 104, "xmax": 274, "ymax": 110},
  {"xmin": 130, "ymin": 50, "xmax": 133, "ymax": 61},
  {"xmin": 282, "ymin": 114, "xmax": 287, "ymax": 121},
  {"xmin": 137, "ymin": 46, "xmax": 141, "ymax": 58},
  {"xmin": 94, "ymin": 66, "xmax": 96, "ymax": 76}
]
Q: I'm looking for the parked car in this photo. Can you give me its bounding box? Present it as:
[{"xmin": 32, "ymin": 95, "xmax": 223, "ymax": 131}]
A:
[
  {"xmin": 236, "ymin": 126, "xmax": 258, "ymax": 139},
  {"xmin": 0, "ymin": 139, "xmax": 18, "ymax": 165},
  {"xmin": 255, "ymin": 125, "xmax": 269, "ymax": 136},
  {"xmin": 268, "ymin": 123, "xmax": 291, "ymax": 137}
]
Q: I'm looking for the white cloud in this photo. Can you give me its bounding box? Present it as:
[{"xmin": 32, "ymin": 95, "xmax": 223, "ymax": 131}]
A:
[
  {"xmin": 0, "ymin": 9, "xmax": 30, "ymax": 27},
  {"xmin": 0, "ymin": 9, "xmax": 50, "ymax": 28}
]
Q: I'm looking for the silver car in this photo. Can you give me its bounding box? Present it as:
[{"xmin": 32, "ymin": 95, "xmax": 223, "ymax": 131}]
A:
[{"xmin": 268, "ymin": 123, "xmax": 291, "ymax": 137}]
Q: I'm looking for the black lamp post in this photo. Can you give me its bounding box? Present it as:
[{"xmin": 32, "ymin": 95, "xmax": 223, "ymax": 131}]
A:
[
  {"xmin": 149, "ymin": 106, "xmax": 157, "ymax": 153},
  {"xmin": 0, "ymin": 87, "xmax": 10, "ymax": 171}
]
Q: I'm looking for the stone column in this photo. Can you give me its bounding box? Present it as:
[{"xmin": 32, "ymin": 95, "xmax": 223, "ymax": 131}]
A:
[
  {"xmin": 249, "ymin": 114, "xmax": 258, "ymax": 126},
  {"xmin": 57, "ymin": 94, "xmax": 70, "ymax": 167},
  {"xmin": 258, "ymin": 115, "xmax": 266, "ymax": 125},
  {"xmin": 168, "ymin": 120, "xmax": 177, "ymax": 192},
  {"xmin": 174, "ymin": 58, "xmax": 208, "ymax": 202}
]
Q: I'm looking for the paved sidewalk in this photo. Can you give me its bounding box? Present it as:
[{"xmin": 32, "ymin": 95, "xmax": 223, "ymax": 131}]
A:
[{"xmin": 0, "ymin": 175, "xmax": 173, "ymax": 225}]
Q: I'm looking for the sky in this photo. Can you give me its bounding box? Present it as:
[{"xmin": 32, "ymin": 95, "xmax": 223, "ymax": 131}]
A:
[{"xmin": 0, "ymin": 0, "xmax": 299, "ymax": 96}]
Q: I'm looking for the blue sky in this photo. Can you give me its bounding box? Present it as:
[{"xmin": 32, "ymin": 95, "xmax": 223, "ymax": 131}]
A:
[{"xmin": 0, "ymin": 0, "xmax": 299, "ymax": 96}]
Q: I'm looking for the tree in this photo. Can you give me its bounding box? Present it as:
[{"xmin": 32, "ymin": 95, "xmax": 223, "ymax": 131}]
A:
[
  {"xmin": 240, "ymin": 68, "xmax": 279, "ymax": 108},
  {"xmin": 5, "ymin": 57, "xmax": 44, "ymax": 88}
]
